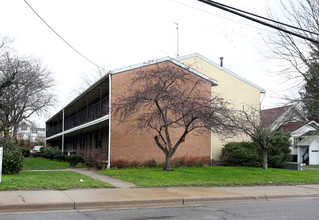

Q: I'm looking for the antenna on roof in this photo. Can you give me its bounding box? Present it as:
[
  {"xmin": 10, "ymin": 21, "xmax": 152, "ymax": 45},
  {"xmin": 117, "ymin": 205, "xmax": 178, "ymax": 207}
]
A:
[{"xmin": 174, "ymin": 22, "xmax": 179, "ymax": 57}]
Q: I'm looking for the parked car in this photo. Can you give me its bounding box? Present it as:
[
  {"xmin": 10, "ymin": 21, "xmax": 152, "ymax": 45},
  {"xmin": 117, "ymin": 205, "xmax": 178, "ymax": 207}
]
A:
[{"xmin": 32, "ymin": 145, "xmax": 43, "ymax": 153}]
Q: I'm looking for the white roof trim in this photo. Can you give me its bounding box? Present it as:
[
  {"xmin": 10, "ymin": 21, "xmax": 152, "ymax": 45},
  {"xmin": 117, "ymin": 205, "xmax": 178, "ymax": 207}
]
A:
[
  {"xmin": 47, "ymin": 54, "xmax": 220, "ymax": 123},
  {"xmin": 110, "ymin": 57, "xmax": 218, "ymax": 85},
  {"xmin": 46, "ymin": 114, "xmax": 109, "ymax": 140},
  {"xmin": 176, "ymin": 53, "xmax": 266, "ymax": 93}
]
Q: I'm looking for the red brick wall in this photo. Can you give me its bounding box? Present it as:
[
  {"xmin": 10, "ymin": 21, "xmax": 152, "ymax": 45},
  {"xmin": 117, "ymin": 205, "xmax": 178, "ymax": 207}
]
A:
[{"xmin": 110, "ymin": 61, "xmax": 211, "ymax": 163}]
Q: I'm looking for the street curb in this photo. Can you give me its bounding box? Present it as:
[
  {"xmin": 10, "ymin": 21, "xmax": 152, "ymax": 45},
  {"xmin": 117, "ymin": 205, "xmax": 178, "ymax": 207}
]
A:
[
  {"xmin": 0, "ymin": 202, "xmax": 74, "ymax": 213},
  {"xmin": 74, "ymin": 198, "xmax": 183, "ymax": 210},
  {"xmin": 265, "ymin": 194, "xmax": 319, "ymax": 200},
  {"xmin": 1, "ymin": 194, "xmax": 319, "ymax": 213}
]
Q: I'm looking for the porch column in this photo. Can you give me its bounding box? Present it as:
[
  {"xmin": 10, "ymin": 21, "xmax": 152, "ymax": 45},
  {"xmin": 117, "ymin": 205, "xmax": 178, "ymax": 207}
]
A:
[
  {"xmin": 107, "ymin": 73, "xmax": 112, "ymax": 169},
  {"xmin": 62, "ymin": 109, "xmax": 65, "ymax": 153}
]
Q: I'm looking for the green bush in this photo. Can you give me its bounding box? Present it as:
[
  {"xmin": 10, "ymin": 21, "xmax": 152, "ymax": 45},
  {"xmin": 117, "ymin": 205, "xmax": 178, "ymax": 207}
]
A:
[
  {"xmin": 40, "ymin": 146, "xmax": 62, "ymax": 160},
  {"xmin": 19, "ymin": 147, "xmax": 30, "ymax": 157},
  {"xmin": 55, "ymin": 155, "xmax": 68, "ymax": 162},
  {"xmin": 221, "ymin": 130, "xmax": 292, "ymax": 168},
  {"xmin": 221, "ymin": 142, "xmax": 261, "ymax": 167},
  {"xmin": 267, "ymin": 130, "xmax": 292, "ymax": 168},
  {"xmin": 0, "ymin": 138, "xmax": 24, "ymax": 174},
  {"xmin": 68, "ymin": 154, "xmax": 85, "ymax": 167},
  {"xmin": 19, "ymin": 139, "xmax": 25, "ymax": 147},
  {"xmin": 32, "ymin": 152, "xmax": 43, "ymax": 158}
]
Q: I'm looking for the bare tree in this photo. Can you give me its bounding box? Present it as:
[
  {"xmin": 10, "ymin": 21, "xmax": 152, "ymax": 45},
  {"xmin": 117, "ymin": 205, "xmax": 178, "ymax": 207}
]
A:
[
  {"xmin": 0, "ymin": 36, "xmax": 14, "ymax": 95},
  {"xmin": 228, "ymin": 105, "xmax": 299, "ymax": 170},
  {"xmin": 263, "ymin": 0, "xmax": 319, "ymax": 119},
  {"xmin": 114, "ymin": 62, "xmax": 235, "ymax": 171},
  {"xmin": 0, "ymin": 51, "xmax": 55, "ymax": 137}
]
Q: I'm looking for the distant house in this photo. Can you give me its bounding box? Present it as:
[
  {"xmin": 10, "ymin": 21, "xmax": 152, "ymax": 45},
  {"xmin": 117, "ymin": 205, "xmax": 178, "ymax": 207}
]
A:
[
  {"xmin": 46, "ymin": 54, "xmax": 264, "ymax": 167},
  {"xmin": 17, "ymin": 121, "xmax": 45, "ymax": 144},
  {"xmin": 261, "ymin": 105, "xmax": 319, "ymax": 164}
]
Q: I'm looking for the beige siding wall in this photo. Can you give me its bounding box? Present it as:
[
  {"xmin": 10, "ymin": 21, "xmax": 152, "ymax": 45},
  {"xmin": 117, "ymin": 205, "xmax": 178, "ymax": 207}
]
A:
[{"xmin": 179, "ymin": 56, "xmax": 263, "ymax": 161}]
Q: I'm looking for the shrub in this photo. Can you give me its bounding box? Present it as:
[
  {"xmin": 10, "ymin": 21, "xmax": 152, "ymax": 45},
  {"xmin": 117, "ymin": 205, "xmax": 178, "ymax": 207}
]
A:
[
  {"xmin": 221, "ymin": 130, "xmax": 292, "ymax": 168},
  {"xmin": 40, "ymin": 146, "xmax": 62, "ymax": 160},
  {"xmin": 172, "ymin": 156, "xmax": 186, "ymax": 168},
  {"xmin": 32, "ymin": 152, "xmax": 43, "ymax": 158},
  {"xmin": 19, "ymin": 147, "xmax": 30, "ymax": 157},
  {"xmin": 19, "ymin": 139, "xmax": 25, "ymax": 147},
  {"xmin": 0, "ymin": 138, "xmax": 24, "ymax": 174},
  {"xmin": 128, "ymin": 161, "xmax": 140, "ymax": 168},
  {"xmin": 195, "ymin": 156, "xmax": 211, "ymax": 167},
  {"xmin": 267, "ymin": 130, "xmax": 292, "ymax": 168},
  {"xmin": 172, "ymin": 156, "xmax": 211, "ymax": 168},
  {"xmin": 220, "ymin": 142, "xmax": 261, "ymax": 167},
  {"xmin": 68, "ymin": 154, "xmax": 85, "ymax": 167},
  {"xmin": 141, "ymin": 159, "xmax": 159, "ymax": 168},
  {"xmin": 55, "ymin": 155, "xmax": 68, "ymax": 162},
  {"xmin": 111, "ymin": 159, "xmax": 130, "ymax": 169}
]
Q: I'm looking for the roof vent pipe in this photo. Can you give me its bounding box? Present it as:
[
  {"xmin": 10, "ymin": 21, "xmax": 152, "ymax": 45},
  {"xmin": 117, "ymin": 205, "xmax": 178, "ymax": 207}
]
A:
[{"xmin": 220, "ymin": 57, "xmax": 224, "ymax": 67}]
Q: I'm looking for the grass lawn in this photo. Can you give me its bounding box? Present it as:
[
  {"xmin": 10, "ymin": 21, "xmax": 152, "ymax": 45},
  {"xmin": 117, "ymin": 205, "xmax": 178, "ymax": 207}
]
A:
[
  {"xmin": 1, "ymin": 171, "xmax": 113, "ymax": 190},
  {"xmin": 23, "ymin": 157, "xmax": 86, "ymax": 170},
  {"xmin": 100, "ymin": 166, "xmax": 319, "ymax": 187}
]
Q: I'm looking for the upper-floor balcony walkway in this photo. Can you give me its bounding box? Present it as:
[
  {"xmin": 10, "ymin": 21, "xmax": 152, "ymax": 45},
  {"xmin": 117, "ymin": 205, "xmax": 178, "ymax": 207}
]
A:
[{"xmin": 46, "ymin": 97, "xmax": 109, "ymax": 138}]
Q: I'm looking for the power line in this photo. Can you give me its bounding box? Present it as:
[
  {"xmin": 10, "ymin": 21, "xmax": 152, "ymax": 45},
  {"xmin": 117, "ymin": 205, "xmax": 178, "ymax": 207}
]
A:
[
  {"xmin": 171, "ymin": 0, "xmax": 263, "ymax": 31},
  {"xmin": 24, "ymin": 0, "xmax": 107, "ymax": 71},
  {"xmin": 198, "ymin": 0, "xmax": 319, "ymax": 44},
  {"xmin": 206, "ymin": 0, "xmax": 319, "ymax": 36}
]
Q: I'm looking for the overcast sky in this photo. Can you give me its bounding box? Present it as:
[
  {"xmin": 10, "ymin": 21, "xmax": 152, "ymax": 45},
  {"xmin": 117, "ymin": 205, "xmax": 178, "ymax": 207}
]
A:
[{"xmin": 1, "ymin": 0, "xmax": 294, "ymax": 126}]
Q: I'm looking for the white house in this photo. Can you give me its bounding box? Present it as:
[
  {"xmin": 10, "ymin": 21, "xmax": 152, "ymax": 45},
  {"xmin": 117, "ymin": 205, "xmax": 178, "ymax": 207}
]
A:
[
  {"xmin": 17, "ymin": 121, "xmax": 45, "ymax": 144},
  {"xmin": 262, "ymin": 105, "xmax": 319, "ymax": 165}
]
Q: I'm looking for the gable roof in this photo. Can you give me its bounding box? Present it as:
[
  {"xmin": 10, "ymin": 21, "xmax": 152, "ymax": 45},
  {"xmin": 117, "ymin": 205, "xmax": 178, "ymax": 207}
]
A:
[
  {"xmin": 176, "ymin": 53, "xmax": 266, "ymax": 93},
  {"xmin": 110, "ymin": 57, "xmax": 219, "ymax": 85},
  {"xmin": 297, "ymin": 135, "xmax": 319, "ymax": 146},
  {"xmin": 261, "ymin": 105, "xmax": 312, "ymax": 132},
  {"xmin": 46, "ymin": 55, "xmax": 219, "ymax": 123},
  {"xmin": 261, "ymin": 105, "xmax": 293, "ymax": 128},
  {"xmin": 281, "ymin": 121, "xmax": 309, "ymax": 133}
]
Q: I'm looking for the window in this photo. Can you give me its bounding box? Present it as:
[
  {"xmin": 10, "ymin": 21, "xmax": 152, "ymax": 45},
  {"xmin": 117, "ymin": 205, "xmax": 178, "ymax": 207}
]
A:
[
  {"xmin": 293, "ymin": 137, "xmax": 303, "ymax": 148},
  {"xmin": 73, "ymin": 137, "xmax": 77, "ymax": 150},
  {"xmin": 80, "ymin": 136, "xmax": 85, "ymax": 150},
  {"xmin": 86, "ymin": 134, "xmax": 93, "ymax": 149},
  {"xmin": 96, "ymin": 131, "xmax": 102, "ymax": 149}
]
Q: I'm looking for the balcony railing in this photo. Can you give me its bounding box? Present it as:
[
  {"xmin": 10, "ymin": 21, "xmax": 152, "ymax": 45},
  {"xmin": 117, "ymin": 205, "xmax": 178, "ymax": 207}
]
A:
[
  {"xmin": 46, "ymin": 97, "xmax": 109, "ymax": 138},
  {"xmin": 46, "ymin": 122, "xmax": 62, "ymax": 138}
]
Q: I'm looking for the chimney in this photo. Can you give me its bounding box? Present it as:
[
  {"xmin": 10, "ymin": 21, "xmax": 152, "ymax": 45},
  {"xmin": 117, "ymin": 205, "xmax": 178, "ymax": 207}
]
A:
[{"xmin": 220, "ymin": 57, "xmax": 224, "ymax": 67}]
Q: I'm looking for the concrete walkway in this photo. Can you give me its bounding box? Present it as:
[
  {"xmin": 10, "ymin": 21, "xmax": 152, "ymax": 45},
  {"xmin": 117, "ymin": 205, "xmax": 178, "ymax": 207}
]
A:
[
  {"xmin": 25, "ymin": 168, "xmax": 136, "ymax": 188},
  {"xmin": 1, "ymin": 184, "xmax": 319, "ymax": 213},
  {"xmin": 66, "ymin": 168, "xmax": 136, "ymax": 188}
]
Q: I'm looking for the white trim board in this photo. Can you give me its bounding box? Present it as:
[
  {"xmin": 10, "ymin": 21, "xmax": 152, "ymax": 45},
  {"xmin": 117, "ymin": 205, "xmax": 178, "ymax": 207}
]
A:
[
  {"xmin": 176, "ymin": 53, "xmax": 266, "ymax": 93},
  {"xmin": 46, "ymin": 114, "xmax": 109, "ymax": 141}
]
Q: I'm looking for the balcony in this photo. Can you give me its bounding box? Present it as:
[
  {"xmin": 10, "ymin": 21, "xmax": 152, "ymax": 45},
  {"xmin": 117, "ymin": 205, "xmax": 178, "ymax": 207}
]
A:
[{"xmin": 46, "ymin": 97, "xmax": 109, "ymax": 138}]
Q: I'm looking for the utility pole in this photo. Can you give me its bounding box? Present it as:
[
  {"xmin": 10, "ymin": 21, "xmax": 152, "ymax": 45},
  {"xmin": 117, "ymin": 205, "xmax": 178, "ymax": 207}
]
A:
[{"xmin": 175, "ymin": 22, "xmax": 179, "ymax": 57}]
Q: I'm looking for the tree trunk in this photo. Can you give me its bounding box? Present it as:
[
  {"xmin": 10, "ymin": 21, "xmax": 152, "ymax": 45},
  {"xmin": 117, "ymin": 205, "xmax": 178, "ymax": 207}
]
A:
[
  {"xmin": 262, "ymin": 148, "xmax": 268, "ymax": 170},
  {"xmin": 163, "ymin": 153, "xmax": 174, "ymax": 171}
]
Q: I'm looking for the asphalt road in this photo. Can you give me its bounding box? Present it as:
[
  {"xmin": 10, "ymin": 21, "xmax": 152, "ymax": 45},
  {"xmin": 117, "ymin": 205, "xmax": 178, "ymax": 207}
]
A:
[{"xmin": 1, "ymin": 198, "xmax": 319, "ymax": 220}]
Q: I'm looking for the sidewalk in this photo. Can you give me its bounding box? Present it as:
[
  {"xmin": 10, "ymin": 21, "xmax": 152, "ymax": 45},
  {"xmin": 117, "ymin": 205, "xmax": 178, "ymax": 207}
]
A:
[{"xmin": 1, "ymin": 184, "xmax": 319, "ymax": 213}]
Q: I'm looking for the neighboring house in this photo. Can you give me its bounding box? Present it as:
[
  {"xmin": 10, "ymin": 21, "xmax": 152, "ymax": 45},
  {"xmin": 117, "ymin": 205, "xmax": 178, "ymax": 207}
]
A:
[
  {"xmin": 261, "ymin": 105, "xmax": 319, "ymax": 165},
  {"xmin": 45, "ymin": 53, "xmax": 264, "ymax": 166},
  {"xmin": 17, "ymin": 121, "xmax": 46, "ymax": 144}
]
